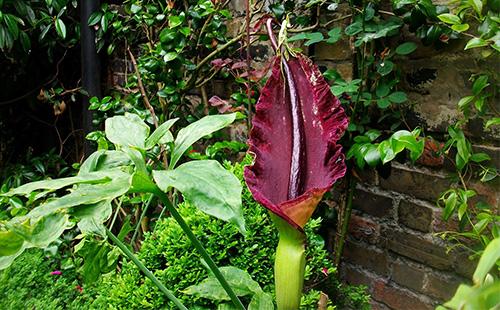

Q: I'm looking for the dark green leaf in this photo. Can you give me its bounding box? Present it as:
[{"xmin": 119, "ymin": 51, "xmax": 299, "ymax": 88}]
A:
[
  {"xmin": 88, "ymin": 12, "xmax": 102, "ymax": 26},
  {"xmin": 377, "ymin": 98, "xmax": 391, "ymax": 109},
  {"xmin": 395, "ymin": 42, "xmax": 418, "ymax": 55},
  {"xmin": 377, "ymin": 60, "xmax": 394, "ymax": 76},
  {"xmin": 55, "ymin": 18, "xmax": 66, "ymax": 39},
  {"xmin": 388, "ymin": 91, "xmax": 408, "ymax": 103}
]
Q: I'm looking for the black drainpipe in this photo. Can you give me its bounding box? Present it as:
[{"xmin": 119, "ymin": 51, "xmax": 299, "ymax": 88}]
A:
[{"xmin": 80, "ymin": 0, "xmax": 101, "ymax": 158}]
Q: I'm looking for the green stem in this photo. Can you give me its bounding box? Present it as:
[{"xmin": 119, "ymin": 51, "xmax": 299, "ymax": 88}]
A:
[
  {"xmin": 130, "ymin": 194, "xmax": 154, "ymax": 245},
  {"xmin": 154, "ymin": 189, "xmax": 246, "ymax": 310},
  {"xmin": 271, "ymin": 214, "xmax": 306, "ymax": 310},
  {"xmin": 105, "ymin": 228, "xmax": 187, "ymax": 310},
  {"xmin": 334, "ymin": 174, "xmax": 355, "ymax": 267}
]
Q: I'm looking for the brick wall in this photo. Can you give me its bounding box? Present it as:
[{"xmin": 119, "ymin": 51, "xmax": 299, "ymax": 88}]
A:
[{"xmin": 313, "ymin": 6, "xmax": 499, "ymax": 309}]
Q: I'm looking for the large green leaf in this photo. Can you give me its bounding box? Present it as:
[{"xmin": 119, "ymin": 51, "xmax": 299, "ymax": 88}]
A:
[
  {"xmin": 473, "ymin": 238, "xmax": 500, "ymax": 285},
  {"xmin": 170, "ymin": 114, "xmax": 236, "ymax": 168},
  {"xmin": 0, "ymin": 247, "xmax": 25, "ymax": 270},
  {"xmin": 248, "ymin": 291, "xmax": 274, "ymax": 310},
  {"xmin": 26, "ymin": 212, "xmax": 73, "ymax": 247},
  {"xmin": 72, "ymin": 201, "xmax": 113, "ymax": 236},
  {"xmin": 145, "ymin": 118, "xmax": 178, "ymax": 149},
  {"xmin": 183, "ymin": 266, "xmax": 261, "ymax": 300},
  {"xmin": 153, "ymin": 160, "xmax": 245, "ymax": 234},
  {"xmin": 105, "ymin": 113, "xmax": 150, "ymax": 149},
  {"xmin": 0, "ymin": 231, "xmax": 24, "ymax": 256},
  {"xmin": 2, "ymin": 171, "xmax": 114, "ymax": 199},
  {"xmin": 80, "ymin": 150, "xmax": 131, "ymax": 173},
  {"xmin": 27, "ymin": 170, "xmax": 131, "ymax": 220}
]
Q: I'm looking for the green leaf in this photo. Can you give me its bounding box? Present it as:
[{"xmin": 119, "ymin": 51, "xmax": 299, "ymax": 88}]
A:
[
  {"xmin": 170, "ymin": 113, "xmax": 236, "ymax": 168},
  {"xmin": 388, "ymin": 92, "xmax": 408, "ymax": 103},
  {"xmin": 88, "ymin": 12, "xmax": 102, "ymax": 26},
  {"xmin": 287, "ymin": 33, "xmax": 307, "ymax": 42},
  {"xmin": 0, "ymin": 231, "xmax": 24, "ymax": 256},
  {"xmin": 472, "ymin": 75, "xmax": 489, "ymax": 95},
  {"xmin": 363, "ymin": 145, "xmax": 380, "ymax": 167},
  {"xmin": 168, "ymin": 14, "xmax": 184, "ymax": 28},
  {"xmin": 163, "ymin": 52, "xmax": 177, "ymax": 62},
  {"xmin": 444, "ymin": 192, "xmax": 458, "ymax": 220},
  {"xmin": 377, "ymin": 98, "xmax": 391, "ymax": 109},
  {"xmin": 473, "ymin": 238, "xmax": 500, "ymax": 285},
  {"xmin": 458, "ymin": 96, "xmax": 475, "ymax": 109},
  {"xmin": 451, "ymin": 23, "xmax": 469, "ymax": 32},
  {"xmin": 55, "ymin": 18, "xmax": 66, "ymax": 39},
  {"xmin": 326, "ymin": 27, "xmax": 341, "ymax": 44},
  {"xmin": 485, "ymin": 118, "xmax": 500, "ymax": 129},
  {"xmin": 26, "ymin": 212, "xmax": 72, "ymax": 247},
  {"xmin": 465, "ymin": 38, "xmax": 489, "ymax": 50},
  {"xmin": 4, "ymin": 14, "xmax": 19, "ymax": 39},
  {"xmin": 469, "ymin": 0, "xmax": 483, "ymax": 16},
  {"xmin": 437, "ymin": 13, "xmax": 461, "ymax": 25},
  {"xmin": 184, "ymin": 266, "xmax": 261, "ymax": 300},
  {"xmin": 26, "ymin": 170, "xmax": 131, "ymax": 220},
  {"xmin": 377, "ymin": 60, "xmax": 394, "ymax": 76},
  {"xmin": 470, "ymin": 153, "xmax": 491, "ymax": 163},
  {"xmin": 249, "ymin": 291, "xmax": 274, "ymax": 310},
  {"xmin": 378, "ymin": 140, "xmax": 395, "ymax": 164},
  {"xmin": 304, "ymin": 32, "xmax": 324, "ymax": 46},
  {"xmin": 145, "ymin": 118, "xmax": 178, "ymax": 149},
  {"xmin": 153, "ymin": 160, "xmax": 245, "ymax": 235},
  {"xmin": 395, "ymin": 42, "xmax": 417, "ymax": 55},
  {"xmin": 105, "ymin": 113, "xmax": 150, "ymax": 149},
  {"xmin": 376, "ymin": 83, "xmax": 391, "ymax": 98},
  {"xmin": 2, "ymin": 171, "xmax": 114, "ymax": 199},
  {"xmin": 80, "ymin": 150, "xmax": 131, "ymax": 173},
  {"xmin": 0, "ymin": 250, "xmax": 25, "ymax": 270},
  {"xmin": 72, "ymin": 201, "xmax": 112, "ymax": 236}
]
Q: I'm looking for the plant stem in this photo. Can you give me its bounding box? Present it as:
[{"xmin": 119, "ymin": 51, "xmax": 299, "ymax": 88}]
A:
[
  {"xmin": 154, "ymin": 189, "xmax": 246, "ymax": 310},
  {"xmin": 334, "ymin": 174, "xmax": 355, "ymax": 267},
  {"xmin": 130, "ymin": 194, "xmax": 154, "ymax": 246},
  {"xmin": 271, "ymin": 214, "xmax": 306, "ymax": 310},
  {"xmin": 105, "ymin": 228, "xmax": 187, "ymax": 310}
]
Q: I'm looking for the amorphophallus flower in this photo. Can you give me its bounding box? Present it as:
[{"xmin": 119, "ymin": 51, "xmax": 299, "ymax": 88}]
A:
[{"xmin": 244, "ymin": 19, "xmax": 348, "ymax": 309}]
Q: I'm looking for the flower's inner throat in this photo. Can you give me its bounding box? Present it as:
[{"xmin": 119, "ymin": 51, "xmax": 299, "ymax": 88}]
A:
[{"xmin": 282, "ymin": 58, "xmax": 306, "ymax": 200}]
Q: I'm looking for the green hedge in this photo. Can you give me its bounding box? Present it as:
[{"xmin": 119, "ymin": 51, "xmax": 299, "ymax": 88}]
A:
[{"xmin": 0, "ymin": 248, "xmax": 96, "ymax": 310}]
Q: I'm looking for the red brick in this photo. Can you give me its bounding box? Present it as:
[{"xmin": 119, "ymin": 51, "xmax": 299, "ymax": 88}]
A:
[
  {"xmin": 343, "ymin": 240, "xmax": 389, "ymax": 276},
  {"xmin": 432, "ymin": 208, "xmax": 460, "ymax": 233},
  {"xmin": 340, "ymin": 263, "xmax": 379, "ymax": 288},
  {"xmin": 371, "ymin": 300, "xmax": 391, "ymax": 310},
  {"xmin": 348, "ymin": 214, "xmax": 381, "ymax": 244},
  {"xmin": 398, "ymin": 200, "xmax": 434, "ymax": 232},
  {"xmin": 383, "ymin": 228, "xmax": 453, "ymax": 270},
  {"xmin": 423, "ymin": 272, "xmax": 466, "ymax": 301},
  {"xmin": 391, "ymin": 259, "xmax": 426, "ymax": 292},
  {"xmin": 380, "ymin": 163, "xmax": 452, "ymax": 202},
  {"xmin": 373, "ymin": 280, "xmax": 434, "ymax": 310},
  {"xmin": 452, "ymin": 249, "xmax": 477, "ymax": 279},
  {"xmin": 353, "ymin": 189, "xmax": 394, "ymax": 219}
]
